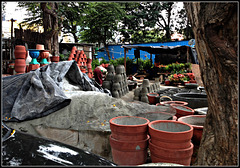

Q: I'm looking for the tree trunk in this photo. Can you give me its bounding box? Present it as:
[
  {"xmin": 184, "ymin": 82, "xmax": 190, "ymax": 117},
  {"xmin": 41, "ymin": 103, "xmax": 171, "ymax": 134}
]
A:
[
  {"xmin": 41, "ymin": 2, "xmax": 59, "ymax": 56},
  {"xmin": 184, "ymin": 2, "xmax": 238, "ymax": 166}
]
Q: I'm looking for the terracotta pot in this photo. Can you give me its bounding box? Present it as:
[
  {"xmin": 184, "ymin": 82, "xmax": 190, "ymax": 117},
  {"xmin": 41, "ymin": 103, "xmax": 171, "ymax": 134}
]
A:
[
  {"xmin": 14, "ymin": 59, "xmax": 26, "ymax": 74},
  {"xmin": 178, "ymin": 115, "xmax": 206, "ymax": 145},
  {"xmin": 190, "ymin": 80, "xmax": 197, "ymax": 83},
  {"xmin": 136, "ymin": 111, "xmax": 175, "ymax": 121},
  {"xmin": 80, "ymin": 50, "xmax": 84, "ymax": 55},
  {"xmin": 165, "ymin": 80, "xmax": 170, "ymax": 86},
  {"xmin": 110, "ymin": 134, "xmax": 149, "ymax": 165},
  {"xmin": 149, "ymin": 139, "xmax": 193, "ymax": 166},
  {"xmin": 40, "ymin": 50, "xmax": 49, "ymax": 65},
  {"xmin": 80, "ymin": 68, "xmax": 86, "ymax": 73},
  {"xmin": 170, "ymin": 104, "xmax": 195, "ymax": 119},
  {"xmin": 87, "ymin": 58, "xmax": 92, "ymax": 64},
  {"xmin": 68, "ymin": 53, "xmax": 75, "ymax": 60},
  {"xmin": 88, "ymin": 68, "xmax": 92, "ymax": 73},
  {"xmin": 14, "ymin": 45, "xmax": 27, "ymax": 59},
  {"xmin": 148, "ymin": 120, "xmax": 193, "ymax": 149},
  {"xmin": 36, "ymin": 44, "xmax": 44, "ymax": 50},
  {"xmin": 109, "ymin": 116, "xmax": 150, "ymax": 141},
  {"xmin": 28, "ymin": 64, "xmax": 40, "ymax": 71},
  {"xmin": 51, "ymin": 56, "xmax": 60, "ymax": 62},
  {"xmin": 160, "ymin": 101, "xmax": 188, "ymax": 106},
  {"xmin": 147, "ymin": 93, "xmax": 159, "ymax": 105}
]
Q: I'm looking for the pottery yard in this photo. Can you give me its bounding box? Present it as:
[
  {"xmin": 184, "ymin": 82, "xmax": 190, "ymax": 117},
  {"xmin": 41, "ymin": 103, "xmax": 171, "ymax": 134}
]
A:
[
  {"xmin": 2, "ymin": 1, "xmax": 238, "ymax": 167},
  {"xmin": 2, "ymin": 49, "xmax": 207, "ymax": 166}
]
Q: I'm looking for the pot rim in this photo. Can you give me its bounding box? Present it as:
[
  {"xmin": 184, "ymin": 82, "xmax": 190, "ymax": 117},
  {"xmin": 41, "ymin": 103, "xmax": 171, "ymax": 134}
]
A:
[
  {"xmin": 170, "ymin": 104, "xmax": 195, "ymax": 112},
  {"xmin": 109, "ymin": 116, "xmax": 150, "ymax": 127},
  {"xmin": 160, "ymin": 101, "xmax": 188, "ymax": 106},
  {"xmin": 178, "ymin": 115, "xmax": 206, "ymax": 129},
  {"xmin": 148, "ymin": 120, "xmax": 193, "ymax": 134}
]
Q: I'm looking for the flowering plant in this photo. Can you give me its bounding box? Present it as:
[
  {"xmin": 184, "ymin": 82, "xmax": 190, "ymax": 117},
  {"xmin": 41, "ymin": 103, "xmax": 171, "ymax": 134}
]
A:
[
  {"xmin": 168, "ymin": 73, "xmax": 187, "ymax": 83},
  {"xmin": 187, "ymin": 73, "xmax": 195, "ymax": 80}
]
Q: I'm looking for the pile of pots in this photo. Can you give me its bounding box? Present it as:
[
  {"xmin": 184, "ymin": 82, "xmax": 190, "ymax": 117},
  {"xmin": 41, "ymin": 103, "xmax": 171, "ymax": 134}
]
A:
[
  {"xmin": 68, "ymin": 46, "xmax": 92, "ymax": 77},
  {"xmin": 109, "ymin": 115, "xmax": 197, "ymax": 166},
  {"xmin": 102, "ymin": 65, "xmax": 129, "ymax": 98},
  {"xmin": 133, "ymin": 79, "xmax": 161, "ymax": 104},
  {"xmin": 14, "ymin": 45, "xmax": 27, "ymax": 74}
]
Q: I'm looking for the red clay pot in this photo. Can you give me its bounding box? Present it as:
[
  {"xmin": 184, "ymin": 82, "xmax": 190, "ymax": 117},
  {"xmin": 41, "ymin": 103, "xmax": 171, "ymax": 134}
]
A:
[
  {"xmin": 36, "ymin": 44, "xmax": 44, "ymax": 50},
  {"xmin": 14, "ymin": 59, "xmax": 26, "ymax": 74},
  {"xmin": 87, "ymin": 58, "xmax": 92, "ymax": 64},
  {"xmin": 110, "ymin": 134, "xmax": 149, "ymax": 165},
  {"xmin": 160, "ymin": 101, "xmax": 188, "ymax": 106},
  {"xmin": 165, "ymin": 80, "xmax": 170, "ymax": 86},
  {"xmin": 170, "ymin": 104, "xmax": 195, "ymax": 119},
  {"xmin": 109, "ymin": 116, "xmax": 150, "ymax": 141},
  {"xmin": 178, "ymin": 115, "xmax": 206, "ymax": 145},
  {"xmin": 147, "ymin": 93, "xmax": 159, "ymax": 105},
  {"xmin": 149, "ymin": 139, "xmax": 193, "ymax": 166},
  {"xmin": 148, "ymin": 120, "xmax": 193, "ymax": 149},
  {"xmin": 136, "ymin": 111, "xmax": 175, "ymax": 122},
  {"xmin": 51, "ymin": 56, "xmax": 60, "ymax": 62},
  {"xmin": 68, "ymin": 53, "xmax": 74, "ymax": 60},
  {"xmin": 80, "ymin": 68, "xmax": 86, "ymax": 73},
  {"xmin": 14, "ymin": 45, "xmax": 27, "ymax": 59},
  {"xmin": 28, "ymin": 64, "xmax": 40, "ymax": 71}
]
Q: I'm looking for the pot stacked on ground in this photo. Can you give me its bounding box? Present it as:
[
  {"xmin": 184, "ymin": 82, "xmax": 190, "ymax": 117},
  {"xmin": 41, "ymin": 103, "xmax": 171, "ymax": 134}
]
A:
[
  {"xmin": 87, "ymin": 58, "xmax": 93, "ymax": 78},
  {"xmin": 40, "ymin": 50, "xmax": 50, "ymax": 67},
  {"xmin": 102, "ymin": 65, "xmax": 129, "ymax": 98},
  {"xmin": 141, "ymin": 79, "xmax": 150, "ymax": 103},
  {"xmin": 109, "ymin": 116, "xmax": 150, "ymax": 166},
  {"xmin": 68, "ymin": 46, "xmax": 77, "ymax": 60},
  {"xmin": 14, "ymin": 45, "xmax": 27, "ymax": 74},
  {"xmin": 148, "ymin": 120, "xmax": 194, "ymax": 166},
  {"xmin": 170, "ymin": 104, "xmax": 195, "ymax": 119}
]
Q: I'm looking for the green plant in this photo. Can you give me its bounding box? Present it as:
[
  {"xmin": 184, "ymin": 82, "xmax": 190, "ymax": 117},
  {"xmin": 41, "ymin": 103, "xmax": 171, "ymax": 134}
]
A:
[{"xmin": 59, "ymin": 51, "xmax": 71, "ymax": 61}]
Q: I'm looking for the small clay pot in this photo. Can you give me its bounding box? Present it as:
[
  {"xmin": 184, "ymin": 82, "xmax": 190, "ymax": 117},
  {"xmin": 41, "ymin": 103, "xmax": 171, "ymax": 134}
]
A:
[
  {"xmin": 14, "ymin": 45, "xmax": 27, "ymax": 59},
  {"xmin": 50, "ymin": 56, "xmax": 60, "ymax": 62},
  {"xmin": 14, "ymin": 59, "xmax": 26, "ymax": 74},
  {"xmin": 36, "ymin": 44, "xmax": 44, "ymax": 50}
]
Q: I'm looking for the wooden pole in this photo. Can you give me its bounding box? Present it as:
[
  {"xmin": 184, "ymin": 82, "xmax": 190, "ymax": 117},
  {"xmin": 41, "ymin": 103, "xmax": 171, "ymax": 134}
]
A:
[
  {"xmin": 124, "ymin": 48, "xmax": 127, "ymax": 72},
  {"xmin": 187, "ymin": 46, "xmax": 189, "ymax": 62}
]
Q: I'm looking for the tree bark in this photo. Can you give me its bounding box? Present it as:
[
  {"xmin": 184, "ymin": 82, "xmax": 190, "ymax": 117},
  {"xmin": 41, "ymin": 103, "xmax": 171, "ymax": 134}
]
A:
[
  {"xmin": 41, "ymin": 2, "xmax": 59, "ymax": 56},
  {"xmin": 184, "ymin": 2, "xmax": 238, "ymax": 166}
]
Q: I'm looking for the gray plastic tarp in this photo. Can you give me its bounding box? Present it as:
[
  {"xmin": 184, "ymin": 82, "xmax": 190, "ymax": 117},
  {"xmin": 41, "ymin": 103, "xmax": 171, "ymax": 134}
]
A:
[{"xmin": 2, "ymin": 60, "xmax": 110, "ymax": 122}]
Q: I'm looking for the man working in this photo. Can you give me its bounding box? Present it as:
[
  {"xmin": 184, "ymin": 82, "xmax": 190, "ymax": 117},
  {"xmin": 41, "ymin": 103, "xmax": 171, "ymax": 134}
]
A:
[{"xmin": 93, "ymin": 66, "xmax": 103, "ymax": 85}]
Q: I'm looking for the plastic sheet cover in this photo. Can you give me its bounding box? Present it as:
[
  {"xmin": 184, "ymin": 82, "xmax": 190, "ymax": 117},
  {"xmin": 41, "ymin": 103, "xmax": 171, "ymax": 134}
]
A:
[{"xmin": 2, "ymin": 60, "xmax": 111, "ymax": 122}]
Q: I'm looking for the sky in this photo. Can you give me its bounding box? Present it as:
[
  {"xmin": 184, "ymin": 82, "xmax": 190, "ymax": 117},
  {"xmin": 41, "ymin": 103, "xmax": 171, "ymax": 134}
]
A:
[{"xmin": 3, "ymin": 2, "xmax": 28, "ymax": 22}]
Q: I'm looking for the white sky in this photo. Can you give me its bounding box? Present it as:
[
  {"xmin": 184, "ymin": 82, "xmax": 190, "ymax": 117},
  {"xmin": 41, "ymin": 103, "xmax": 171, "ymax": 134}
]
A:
[{"xmin": 4, "ymin": 2, "xmax": 28, "ymax": 22}]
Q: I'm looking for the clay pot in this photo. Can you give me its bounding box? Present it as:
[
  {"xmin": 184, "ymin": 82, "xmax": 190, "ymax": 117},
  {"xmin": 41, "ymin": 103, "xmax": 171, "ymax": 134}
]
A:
[
  {"xmin": 36, "ymin": 44, "xmax": 44, "ymax": 50},
  {"xmin": 142, "ymin": 79, "xmax": 150, "ymax": 87},
  {"xmin": 14, "ymin": 45, "xmax": 27, "ymax": 59},
  {"xmin": 170, "ymin": 104, "xmax": 195, "ymax": 119},
  {"xmin": 102, "ymin": 81, "xmax": 111, "ymax": 90},
  {"xmin": 51, "ymin": 56, "xmax": 60, "ymax": 62},
  {"xmin": 147, "ymin": 93, "xmax": 159, "ymax": 105},
  {"xmin": 87, "ymin": 58, "xmax": 92, "ymax": 64},
  {"xmin": 28, "ymin": 64, "xmax": 40, "ymax": 71},
  {"xmin": 113, "ymin": 74, "xmax": 122, "ymax": 82},
  {"xmin": 14, "ymin": 59, "xmax": 26, "ymax": 74},
  {"xmin": 40, "ymin": 50, "xmax": 49, "ymax": 65},
  {"xmin": 178, "ymin": 115, "xmax": 206, "ymax": 145},
  {"xmin": 160, "ymin": 101, "xmax": 188, "ymax": 106},
  {"xmin": 87, "ymin": 63, "xmax": 92, "ymax": 69},
  {"xmin": 68, "ymin": 53, "xmax": 74, "ymax": 60},
  {"xmin": 107, "ymin": 65, "xmax": 115, "ymax": 73},
  {"xmin": 136, "ymin": 111, "xmax": 175, "ymax": 121},
  {"xmin": 112, "ymin": 82, "xmax": 121, "ymax": 90},
  {"xmin": 112, "ymin": 90, "xmax": 119, "ymax": 98},
  {"xmin": 109, "ymin": 116, "xmax": 150, "ymax": 141},
  {"xmin": 80, "ymin": 68, "xmax": 86, "ymax": 73},
  {"xmin": 165, "ymin": 80, "xmax": 170, "ymax": 86},
  {"xmin": 148, "ymin": 120, "xmax": 193, "ymax": 149},
  {"xmin": 149, "ymin": 139, "xmax": 193, "ymax": 166},
  {"xmin": 110, "ymin": 134, "xmax": 149, "ymax": 166}
]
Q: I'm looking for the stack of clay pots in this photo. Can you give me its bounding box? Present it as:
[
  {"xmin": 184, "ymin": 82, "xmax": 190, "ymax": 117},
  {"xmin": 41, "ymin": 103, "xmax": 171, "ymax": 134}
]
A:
[
  {"xmin": 14, "ymin": 45, "xmax": 27, "ymax": 74},
  {"xmin": 102, "ymin": 65, "xmax": 129, "ymax": 98},
  {"xmin": 148, "ymin": 120, "xmax": 194, "ymax": 166},
  {"xmin": 133, "ymin": 80, "xmax": 161, "ymax": 104},
  {"xmin": 68, "ymin": 46, "xmax": 77, "ymax": 61},
  {"xmin": 86, "ymin": 58, "xmax": 93, "ymax": 78},
  {"xmin": 69, "ymin": 48, "xmax": 88, "ymax": 74},
  {"xmin": 109, "ymin": 116, "xmax": 150, "ymax": 165}
]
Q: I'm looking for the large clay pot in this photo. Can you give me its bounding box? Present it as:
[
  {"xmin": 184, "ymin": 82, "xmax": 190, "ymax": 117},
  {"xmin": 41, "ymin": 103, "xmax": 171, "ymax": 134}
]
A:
[
  {"xmin": 178, "ymin": 115, "xmax": 206, "ymax": 145},
  {"xmin": 159, "ymin": 101, "xmax": 188, "ymax": 106},
  {"xmin": 147, "ymin": 93, "xmax": 159, "ymax": 105},
  {"xmin": 68, "ymin": 53, "xmax": 74, "ymax": 60},
  {"xmin": 109, "ymin": 116, "xmax": 150, "ymax": 141},
  {"xmin": 170, "ymin": 104, "xmax": 195, "ymax": 119},
  {"xmin": 14, "ymin": 59, "xmax": 26, "ymax": 74},
  {"xmin": 110, "ymin": 134, "xmax": 149, "ymax": 165},
  {"xmin": 14, "ymin": 45, "xmax": 27, "ymax": 59},
  {"xmin": 136, "ymin": 111, "xmax": 175, "ymax": 121},
  {"xmin": 148, "ymin": 120, "xmax": 193, "ymax": 149},
  {"xmin": 149, "ymin": 139, "xmax": 193, "ymax": 166}
]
